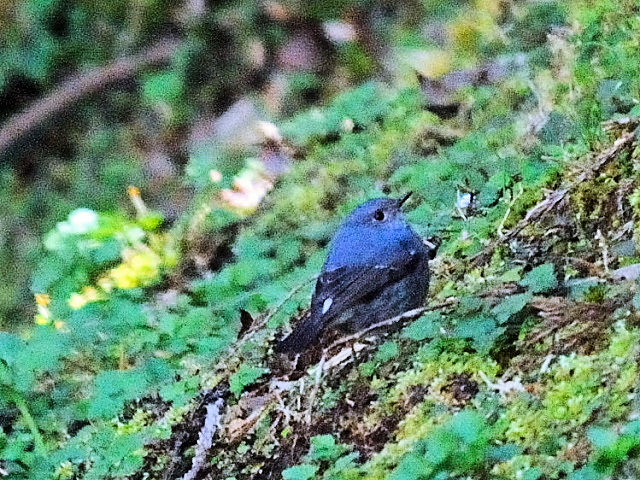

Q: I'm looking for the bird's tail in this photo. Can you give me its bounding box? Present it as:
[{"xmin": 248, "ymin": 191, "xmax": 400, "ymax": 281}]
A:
[{"xmin": 275, "ymin": 313, "xmax": 324, "ymax": 354}]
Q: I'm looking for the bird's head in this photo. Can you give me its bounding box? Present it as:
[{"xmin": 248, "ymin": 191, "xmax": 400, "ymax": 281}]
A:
[{"xmin": 343, "ymin": 192, "xmax": 413, "ymax": 228}]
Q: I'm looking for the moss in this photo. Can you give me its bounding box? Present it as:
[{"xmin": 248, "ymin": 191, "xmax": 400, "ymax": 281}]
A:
[{"xmin": 495, "ymin": 320, "xmax": 639, "ymax": 474}]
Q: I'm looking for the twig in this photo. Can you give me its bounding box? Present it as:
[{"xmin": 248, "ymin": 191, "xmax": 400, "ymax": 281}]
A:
[
  {"xmin": 472, "ymin": 130, "xmax": 636, "ymax": 265},
  {"xmin": 0, "ymin": 38, "xmax": 180, "ymax": 153},
  {"xmin": 477, "ymin": 371, "xmax": 525, "ymax": 397},
  {"xmin": 497, "ymin": 182, "xmax": 524, "ymax": 238},
  {"xmin": 323, "ymin": 343, "xmax": 367, "ymax": 371},
  {"xmin": 178, "ymin": 398, "xmax": 224, "ymax": 480},
  {"xmin": 324, "ymin": 298, "xmax": 459, "ymax": 353},
  {"xmin": 509, "ymin": 131, "xmax": 634, "ymax": 238},
  {"xmin": 305, "ymin": 354, "xmax": 325, "ymax": 424}
]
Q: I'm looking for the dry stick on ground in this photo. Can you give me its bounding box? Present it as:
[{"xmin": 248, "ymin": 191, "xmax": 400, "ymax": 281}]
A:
[
  {"xmin": 324, "ymin": 298, "xmax": 459, "ymax": 355},
  {"xmin": 178, "ymin": 398, "xmax": 225, "ymax": 480},
  {"xmin": 305, "ymin": 354, "xmax": 326, "ymax": 425},
  {"xmin": 0, "ymin": 38, "xmax": 180, "ymax": 153},
  {"xmin": 472, "ymin": 130, "xmax": 637, "ymax": 266}
]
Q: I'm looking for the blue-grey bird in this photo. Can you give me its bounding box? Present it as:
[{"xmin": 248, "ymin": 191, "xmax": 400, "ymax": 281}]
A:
[{"xmin": 276, "ymin": 193, "xmax": 432, "ymax": 353}]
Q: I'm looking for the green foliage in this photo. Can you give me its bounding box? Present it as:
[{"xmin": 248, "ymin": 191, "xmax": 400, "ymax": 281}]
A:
[
  {"xmin": 230, "ymin": 365, "xmax": 269, "ymax": 398},
  {"xmin": 491, "ymin": 293, "xmax": 533, "ymax": 324},
  {"xmin": 284, "ymin": 435, "xmax": 357, "ymax": 480},
  {"xmin": 569, "ymin": 421, "xmax": 640, "ymax": 479},
  {"xmin": 308, "ymin": 434, "xmax": 349, "ymax": 462},
  {"xmin": 402, "ymin": 312, "xmax": 443, "ymax": 341},
  {"xmin": 88, "ymin": 361, "xmax": 172, "ymax": 419},
  {"xmin": 390, "ymin": 410, "xmax": 495, "ymax": 480},
  {"xmin": 280, "ymin": 83, "xmax": 394, "ymax": 146},
  {"xmin": 282, "ymin": 464, "xmax": 318, "ymax": 480},
  {"xmin": 519, "ymin": 263, "xmax": 558, "ymax": 293}
]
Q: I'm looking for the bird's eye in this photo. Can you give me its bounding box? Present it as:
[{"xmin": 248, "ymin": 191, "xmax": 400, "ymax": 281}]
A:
[{"xmin": 373, "ymin": 209, "xmax": 385, "ymax": 221}]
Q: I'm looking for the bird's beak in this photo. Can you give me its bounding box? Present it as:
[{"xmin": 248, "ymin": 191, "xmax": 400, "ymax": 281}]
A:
[{"xmin": 398, "ymin": 191, "xmax": 413, "ymax": 208}]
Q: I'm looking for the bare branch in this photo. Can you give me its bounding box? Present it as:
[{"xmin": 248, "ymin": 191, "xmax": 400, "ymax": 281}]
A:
[
  {"xmin": 472, "ymin": 130, "xmax": 637, "ymax": 265},
  {"xmin": 324, "ymin": 298, "xmax": 459, "ymax": 353},
  {"xmin": 0, "ymin": 38, "xmax": 180, "ymax": 153},
  {"xmin": 179, "ymin": 397, "xmax": 224, "ymax": 480}
]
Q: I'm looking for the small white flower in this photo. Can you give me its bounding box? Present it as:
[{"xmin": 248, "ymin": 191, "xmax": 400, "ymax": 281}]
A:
[
  {"xmin": 58, "ymin": 208, "xmax": 99, "ymax": 235},
  {"xmin": 68, "ymin": 208, "xmax": 99, "ymax": 233}
]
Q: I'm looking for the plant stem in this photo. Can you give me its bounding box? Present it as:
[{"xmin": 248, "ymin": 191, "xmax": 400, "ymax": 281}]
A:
[{"xmin": 11, "ymin": 391, "xmax": 46, "ymax": 456}]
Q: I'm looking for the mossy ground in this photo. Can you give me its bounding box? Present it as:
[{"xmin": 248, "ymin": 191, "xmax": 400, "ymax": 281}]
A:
[
  {"xmin": 149, "ymin": 87, "xmax": 640, "ymax": 480},
  {"xmin": 6, "ymin": 1, "xmax": 640, "ymax": 479}
]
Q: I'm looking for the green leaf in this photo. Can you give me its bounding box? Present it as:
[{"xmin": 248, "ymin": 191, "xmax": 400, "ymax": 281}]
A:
[
  {"xmin": 88, "ymin": 369, "xmax": 149, "ymax": 419},
  {"xmin": 138, "ymin": 211, "xmax": 164, "ymax": 231},
  {"xmin": 159, "ymin": 376, "xmax": 200, "ymax": 406},
  {"xmin": 0, "ymin": 333, "xmax": 22, "ymax": 365},
  {"xmin": 489, "ymin": 443, "xmax": 521, "ymax": 461},
  {"xmin": 105, "ymin": 298, "xmax": 147, "ymax": 333},
  {"xmin": 374, "ymin": 341, "xmax": 399, "ymax": 363},
  {"xmin": 330, "ymin": 451, "xmax": 360, "ymax": 471},
  {"xmin": 282, "ymin": 464, "xmax": 318, "ymax": 480},
  {"xmin": 90, "ymin": 239, "xmax": 121, "ymax": 265},
  {"xmin": 499, "ymin": 267, "xmax": 522, "ymax": 282},
  {"xmin": 358, "ymin": 361, "xmax": 376, "ymax": 377},
  {"xmin": 568, "ymin": 466, "xmax": 602, "ymax": 480},
  {"xmin": 449, "ymin": 410, "xmax": 487, "ymax": 444},
  {"xmin": 423, "ymin": 430, "xmax": 457, "ymax": 465},
  {"xmin": 522, "ymin": 467, "xmax": 543, "ymax": 480},
  {"xmin": 308, "ymin": 434, "xmax": 347, "ymax": 461},
  {"xmin": 588, "ymin": 426, "xmax": 617, "ymax": 449},
  {"xmin": 142, "ymin": 71, "xmax": 184, "ymax": 104},
  {"xmin": 491, "ymin": 292, "xmax": 532, "ymax": 324},
  {"xmin": 458, "ymin": 296, "xmax": 485, "ymax": 315},
  {"xmin": 622, "ymin": 419, "xmax": 640, "ymax": 437},
  {"xmin": 230, "ymin": 365, "xmax": 268, "ymax": 398},
  {"xmin": 402, "ymin": 312, "xmax": 442, "ymax": 341},
  {"xmin": 13, "ymin": 328, "xmax": 70, "ymax": 392},
  {"xmin": 390, "ymin": 453, "xmax": 431, "ymax": 480},
  {"xmin": 519, "ymin": 263, "xmax": 558, "ymax": 293},
  {"xmin": 453, "ymin": 316, "xmax": 502, "ymax": 353}
]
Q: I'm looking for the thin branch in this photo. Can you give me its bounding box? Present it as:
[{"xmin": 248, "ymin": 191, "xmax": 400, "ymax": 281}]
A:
[
  {"xmin": 179, "ymin": 397, "xmax": 224, "ymax": 480},
  {"xmin": 304, "ymin": 354, "xmax": 325, "ymax": 424},
  {"xmin": 324, "ymin": 298, "xmax": 459, "ymax": 353},
  {"xmin": 0, "ymin": 38, "xmax": 180, "ymax": 153},
  {"xmin": 472, "ymin": 130, "xmax": 637, "ymax": 265}
]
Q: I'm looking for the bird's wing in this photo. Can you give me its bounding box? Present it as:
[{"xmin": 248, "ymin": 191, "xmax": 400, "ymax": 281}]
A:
[{"xmin": 311, "ymin": 249, "xmax": 422, "ymax": 323}]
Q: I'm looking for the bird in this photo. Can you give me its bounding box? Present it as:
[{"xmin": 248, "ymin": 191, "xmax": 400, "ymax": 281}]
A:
[{"xmin": 276, "ymin": 192, "xmax": 432, "ymax": 353}]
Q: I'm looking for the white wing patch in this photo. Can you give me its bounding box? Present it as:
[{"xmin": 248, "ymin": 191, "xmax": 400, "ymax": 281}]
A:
[{"xmin": 322, "ymin": 297, "xmax": 333, "ymax": 315}]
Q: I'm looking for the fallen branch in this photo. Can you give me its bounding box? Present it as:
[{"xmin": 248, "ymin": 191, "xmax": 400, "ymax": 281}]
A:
[
  {"xmin": 324, "ymin": 298, "xmax": 459, "ymax": 354},
  {"xmin": 0, "ymin": 37, "xmax": 180, "ymax": 153},
  {"xmin": 179, "ymin": 397, "xmax": 224, "ymax": 480}
]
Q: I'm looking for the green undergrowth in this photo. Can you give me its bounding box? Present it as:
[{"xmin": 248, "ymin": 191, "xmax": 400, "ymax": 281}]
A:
[{"xmin": 4, "ymin": 0, "xmax": 640, "ymax": 478}]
